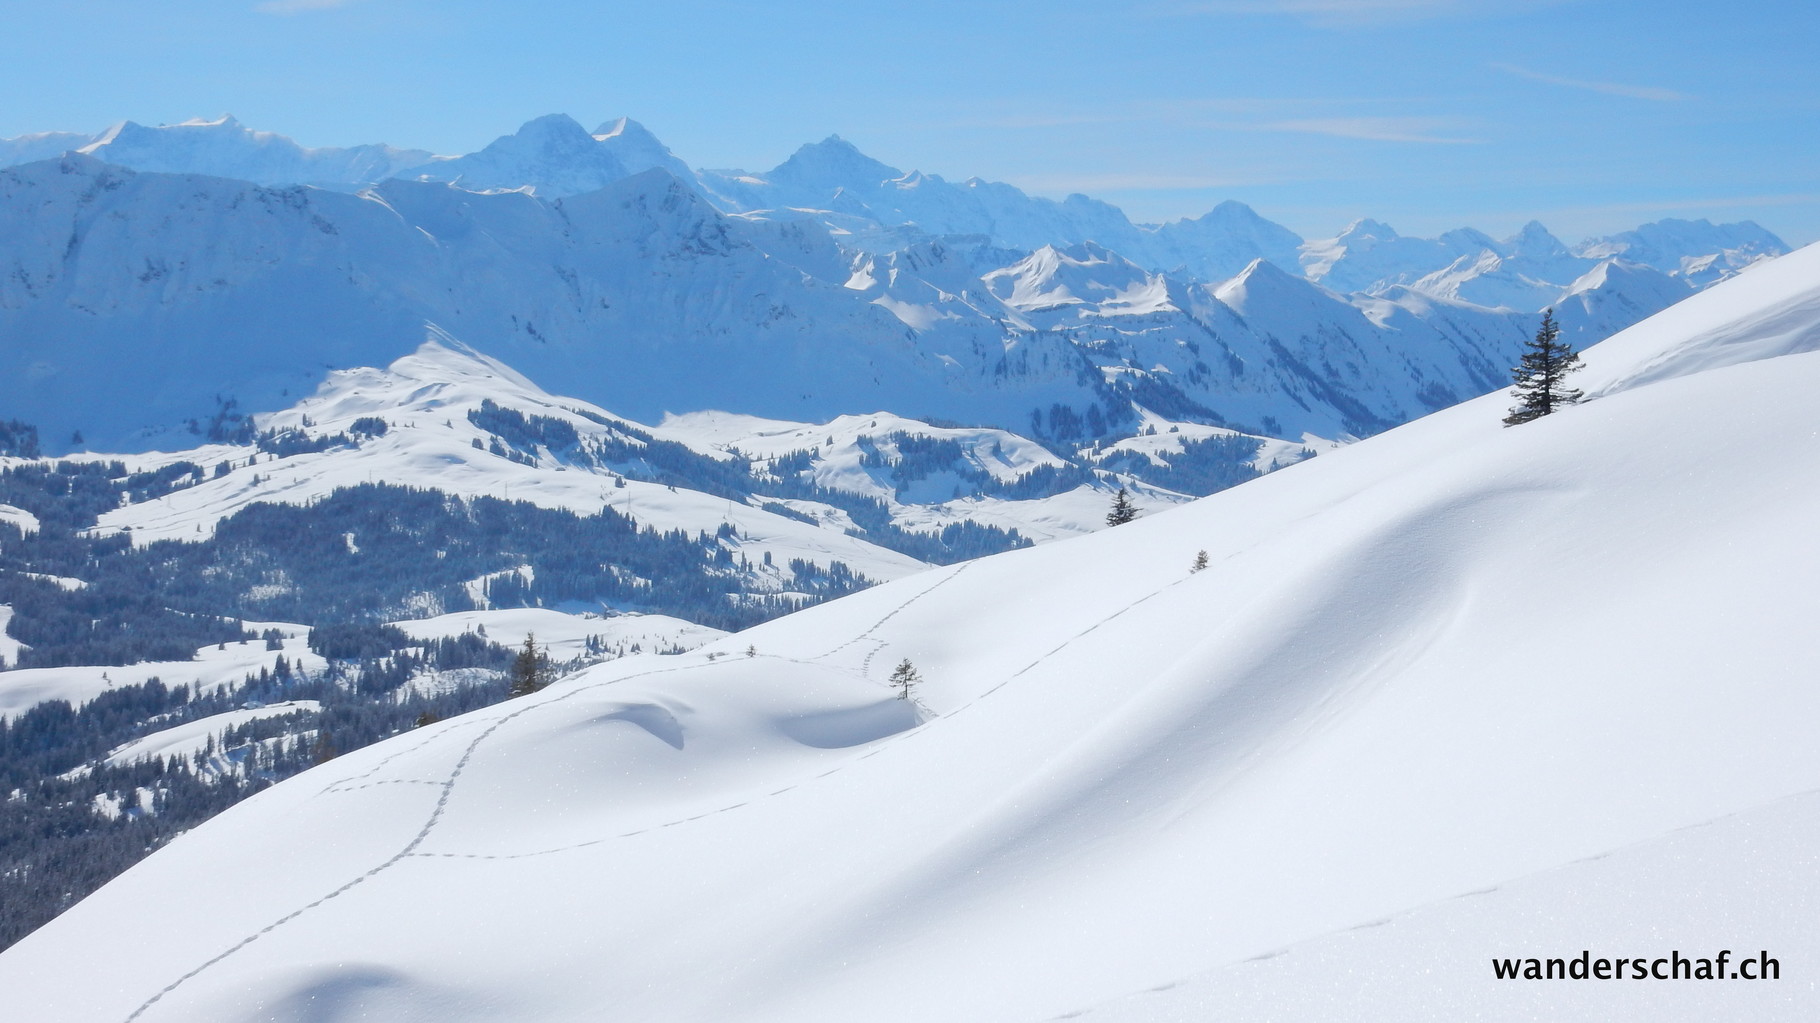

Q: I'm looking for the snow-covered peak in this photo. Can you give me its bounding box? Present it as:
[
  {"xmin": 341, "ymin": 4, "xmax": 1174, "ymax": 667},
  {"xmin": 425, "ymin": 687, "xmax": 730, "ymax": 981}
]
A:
[
  {"xmin": 1214, "ymin": 256, "xmax": 1332, "ymax": 316},
  {"xmin": 1534, "ymin": 259, "xmax": 1691, "ymax": 346},
  {"xmin": 1147, "ymin": 200, "xmax": 1305, "ymax": 283},
  {"xmin": 1504, "ymin": 219, "xmax": 1569, "ymax": 261},
  {"xmin": 768, "ymin": 135, "xmax": 903, "ymax": 190},
  {"xmin": 1303, "ymin": 217, "xmax": 1592, "ymax": 301},
  {"xmin": 1338, "ymin": 217, "xmax": 1400, "ymax": 243},
  {"xmin": 983, "ymin": 242, "xmax": 1170, "ymax": 316},
  {"xmin": 0, "ymin": 128, "xmax": 98, "ymax": 168},
  {"xmin": 1575, "ymin": 218, "xmax": 1788, "ymax": 286},
  {"xmin": 394, "ymin": 114, "xmax": 630, "ymax": 197},
  {"xmin": 1435, "ymin": 225, "xmax": 1499, "ymax": 254},
  {"xmin": 72, "ymin": 115, "xmax": 434, "ymax": 187},
  {"xmin": 591, "ymin": 116, "xmax": 696, "ymax": 181}
]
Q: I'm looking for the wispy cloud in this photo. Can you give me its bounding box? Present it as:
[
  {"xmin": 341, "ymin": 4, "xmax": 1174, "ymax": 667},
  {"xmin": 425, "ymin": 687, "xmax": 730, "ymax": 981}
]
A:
[
  {"xmin": 255, "ymin": 0, "xmax": 359, "ymax": 14},
  {"xmin": 1245, "ymin": 116, "xmax": 1483, "ymax": 144},
  {"xmin": 1492, "ymin": 63, "xmax": 1689, "ymax": 102}
]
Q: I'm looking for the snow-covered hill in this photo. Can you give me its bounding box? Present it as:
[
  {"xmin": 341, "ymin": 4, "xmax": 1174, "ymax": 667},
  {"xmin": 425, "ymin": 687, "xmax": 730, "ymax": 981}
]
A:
[{"xmin": 8, "ymin": 243, "xmax": 1816, "ymax": 1022}]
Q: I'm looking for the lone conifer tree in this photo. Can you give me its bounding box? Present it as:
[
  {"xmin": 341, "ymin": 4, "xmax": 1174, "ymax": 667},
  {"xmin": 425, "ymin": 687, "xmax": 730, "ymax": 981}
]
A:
[
  {"xmin": 888, "ymin": 658, "xmax": 921, "ymax": 700},
  {"xmin": 1504, "ymin": 309, "xmax": 1583, "ymax": 426},
  {"xmin": 1106, "ymin": 487, "xmax": 1138, "ymax": 526},
  {"xmin": 508, "ymin": 633, "xmax": 551, "ymax": 698}
]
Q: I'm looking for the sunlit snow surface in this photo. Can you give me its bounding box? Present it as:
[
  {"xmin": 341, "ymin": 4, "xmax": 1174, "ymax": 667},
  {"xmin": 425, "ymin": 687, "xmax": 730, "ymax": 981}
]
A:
[{"xmin": 6, "ymin": 246, "xmax": 1820, "ymax": 1021}]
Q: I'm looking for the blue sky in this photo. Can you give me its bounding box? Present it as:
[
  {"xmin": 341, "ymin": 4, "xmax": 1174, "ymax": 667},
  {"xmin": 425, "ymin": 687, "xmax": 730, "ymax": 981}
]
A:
[{"xmin": 6, "ymin": 0, "xmax": 1816, "ymax": 244}]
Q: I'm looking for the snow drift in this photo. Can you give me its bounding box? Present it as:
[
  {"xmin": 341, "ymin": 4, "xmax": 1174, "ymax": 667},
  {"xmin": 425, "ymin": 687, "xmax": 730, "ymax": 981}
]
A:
[{"xmin": 5, "ymin": 246, "xmax": 1820, "ymax": 1021}]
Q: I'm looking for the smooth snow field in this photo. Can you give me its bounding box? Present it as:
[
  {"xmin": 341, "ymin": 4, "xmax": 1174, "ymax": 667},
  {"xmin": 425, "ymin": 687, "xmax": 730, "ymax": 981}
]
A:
[{"xmin": 5, "ymin": 244, "xmax": 1820, "ymax": 1021}]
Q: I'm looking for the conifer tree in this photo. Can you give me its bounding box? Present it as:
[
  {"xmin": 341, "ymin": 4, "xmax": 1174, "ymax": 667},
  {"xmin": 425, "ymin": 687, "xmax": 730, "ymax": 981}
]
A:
[
  {"xmin": 1106, "ymin": 487, "xmax": 1138, "ymax": 526},
  {"xmin": 889, "ymin": 659, "xmax": 921, "ymax": 701},
  {"xmin": 1504, "ymin": 309, "xmax": 1584, "ymax": 426},
  {"xmin": 1191, "ymin": 550, "xmax": 1209, "ymax": 572},
  {"xmin": 508, "ymin": 633, "xmax": 551, "ymax": 697}
]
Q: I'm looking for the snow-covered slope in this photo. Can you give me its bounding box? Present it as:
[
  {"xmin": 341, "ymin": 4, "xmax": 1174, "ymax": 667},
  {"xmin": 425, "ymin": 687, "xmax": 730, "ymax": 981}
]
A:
[{"xmin": 8, "ymin": 245, "xmax": 1817, "ymax": 1022}]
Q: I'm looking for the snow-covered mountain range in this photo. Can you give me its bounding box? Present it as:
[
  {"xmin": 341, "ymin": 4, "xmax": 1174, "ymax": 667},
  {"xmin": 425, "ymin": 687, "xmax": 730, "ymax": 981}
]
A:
[
  {"xmin": 0, "ymin": 111, "xmax": 1800, "ymax": 971},
  {"xmin": 6, "ymin": 235, "xmax": 1816, "ymax": 1022},
  {"xmin": 0, "ymin": 114, "xmax": 1787, "ymax": 459}
]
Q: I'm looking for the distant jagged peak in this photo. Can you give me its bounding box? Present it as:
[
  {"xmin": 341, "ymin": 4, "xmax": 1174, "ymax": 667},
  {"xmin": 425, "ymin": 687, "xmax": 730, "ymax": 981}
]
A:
[
  {"xmin": 396, "ymin": 113, "xmax": 630, "ymax": 197},
  {"xmin": 0, "ymin": 127, "xmax": 101, "ymax": 172},
  {"xmin": 1503, "ymin": 218, "xmax": 1569, "ymax": 259},
  {"xmin": 0, "ymin": 125, "xmax": 96, "ymax": 146},
  {"xmin": 994, "ymin": 240, "xmax": 1146, "ymax": 283},
  {"xmin": 887, "ymin": 168, "xmax": 935, "ymax": 189},
  {"xmin": 1208, "ymin": 197, "xmax": 1264, "ymax": 218},
  {"xmin": 1213, "ymin": 256, "xmax": 1335, "ymax": 314},
  {"xmin": 1042, "ymin": 240, "xmax": 1126, "ymax": 268},
  {"xmin": 171, "ymin": 113, "xmax": 244, "ymax": 132},
  {"xmin": 1179, "ymin": 198, "xmax": 1274, "ymax": 228},
  {"xmin": 499, "ymin": 112, "xmax": 599, "ymax": 146},
  {"xmin": 980, "ymin": 239, "xmax": 1169, "ymax": 316},
  {"xmin": 1222, "ymin": 255, "xmax": 1306, "ymax": 286},
  {"xmin": 1577, "ymin": 217, "xmax": 1788, "ymax": 263},
  {"xmin": 589, "ymin": 116, "xmax": 695, "ymax": 179},
  {"xmin": 1336, "ymin": 217, "xmax": 1400, "ymax": 242},
  {"xmin": 1436, "ymin": 226, "xmax": 1500, "ymax": 255},
  {"xmin": 591, "ymin": 115, "xmax": 652, "ymax": 142},
  {"xmin": 769, "ymin": 134, "xmax": 903, "ymax": 187},
  {"xmin": 85, "ymin": 115, "xmax": 290, "ymax": 152},
  {"xmin": 446, "ymin": 112, "xmax": 610, "ymax": 164},
  {"xmin": 1560, "ymin": 256, "xmax": 1684, "ymax": 298}
]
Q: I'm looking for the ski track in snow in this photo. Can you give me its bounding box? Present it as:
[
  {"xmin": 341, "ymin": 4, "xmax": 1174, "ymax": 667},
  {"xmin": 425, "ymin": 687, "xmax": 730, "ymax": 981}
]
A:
[{"xmin": 117, "ymin": 556, "xmax": 1239, "ymax": 1022}]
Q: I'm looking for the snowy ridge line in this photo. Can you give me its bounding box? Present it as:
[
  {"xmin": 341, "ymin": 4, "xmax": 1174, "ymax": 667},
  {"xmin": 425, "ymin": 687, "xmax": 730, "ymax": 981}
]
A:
[
  {"xmin": 1038, "ymin": 783, "xmax": 1820, "ymax": 1023},
  {"xmin": 120, "ymin": 656, "xmax": 715, "ymax": 1023}
]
